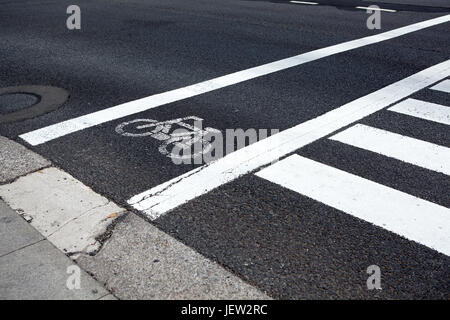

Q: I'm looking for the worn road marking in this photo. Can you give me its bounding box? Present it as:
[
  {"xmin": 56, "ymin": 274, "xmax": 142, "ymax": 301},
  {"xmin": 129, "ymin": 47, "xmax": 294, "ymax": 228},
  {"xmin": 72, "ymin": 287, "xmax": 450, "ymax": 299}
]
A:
[
  {"xmin": 356, "ymin": 6, "xmax": 397, "ymax": 13},
  {"xmin": 256, "ymin": 155, "xmax": 450, "ymax": 256},
  {"xmin": 115, "ymin": 116, "xmax": 220, "ymax": 160},
  {"xmin": 128, "ymin": 59, "xmax": 450, "ymax": 220},
  {"xmin": 388, "ymin": 98, "xmax": 450, "ymax": 126},
  {"xmin": 430, "ymin": 79, "xmax": 450, "ymax": 93},
  {"xmin": 329, "ymin": 124, "xmax": 450, "ymax": 175},
  {"xmin": 19, "ymin": 14, "xmax": 450, "ymax": 146},
  {"xmin": 290, "ymin": 1, "xmax": 318, "ymax": 5}
]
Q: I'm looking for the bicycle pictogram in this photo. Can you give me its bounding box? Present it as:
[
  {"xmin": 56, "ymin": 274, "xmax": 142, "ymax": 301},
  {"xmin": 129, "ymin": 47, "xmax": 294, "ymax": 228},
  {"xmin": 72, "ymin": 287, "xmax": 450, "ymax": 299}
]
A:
[{"xmin": 115, "ymin": 116, "xmax": 220, "ymax": 160}]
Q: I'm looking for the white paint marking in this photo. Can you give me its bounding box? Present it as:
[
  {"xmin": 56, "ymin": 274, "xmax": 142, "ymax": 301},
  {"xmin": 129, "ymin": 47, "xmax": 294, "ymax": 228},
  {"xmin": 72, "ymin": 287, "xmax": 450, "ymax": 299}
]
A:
[
  {"xmin": 330, "ymin": 124, "xmax": 450, "ymax": 175},
  {"xmin": 290, "ymin": 1, "xmax": 318, "ymax": 5},
  {"xmin": 128, "ymin": 59, "xmax": 450, "ymax": 220},
  {"xmin": 356, "ymin": 6, "xmax": 397, "ymax": 13},
  {"xmin": 19, "ymin": 14, "xmax": 450, "ymax": 146},
  {"xmin": 430, "ymin": 79, "xmax": 450, "ymax": 93},
  {"xmin": 388, "ymin": 98, "xmax": 450, "ymax": 126},
  {"xmin": 115, "ymin": 116, "xmax": 220, "ymax": 160},
  {"xmin": 256, "ymin": 155, "xmax": 450, "ymax": 256}
]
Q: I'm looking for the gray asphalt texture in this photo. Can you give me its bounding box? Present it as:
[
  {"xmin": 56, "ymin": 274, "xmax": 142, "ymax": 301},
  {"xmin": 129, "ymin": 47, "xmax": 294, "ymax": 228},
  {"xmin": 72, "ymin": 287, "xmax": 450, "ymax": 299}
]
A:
[{"xmin": 0, "ymin": 0, "xmax": 449, "ymax": 299}]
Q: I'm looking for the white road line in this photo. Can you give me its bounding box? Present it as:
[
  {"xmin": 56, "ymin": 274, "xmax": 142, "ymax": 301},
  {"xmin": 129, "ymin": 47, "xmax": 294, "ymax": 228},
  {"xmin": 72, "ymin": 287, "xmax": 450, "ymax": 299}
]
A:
[
  {"xmin": 329, "ymin": 124, "xmax": 450, "ymax": 175},
  {"xmin": 290, "ymin": 1, "xmax": 318, "ymax": 5},
  {"xmin": 19, "ymin": 14, "xmax": 450, "ymax": 146},
  {"xmin": 128, "ymin": 59, "xmax": 450, "ymax": 220},
  {"xmin": 255, "ymin": 155, "xmax": 450, "ymax": 256},
  {"xmin": 430, "ymin": 79, "xmax": 450, "ymax": 93},
  {"xmin": 356, "ymin": 6, "xmax": 397, "ymax": 13},
  {"xmin": 388, "ymin": 98, "xmax": 450, "ymax": 126}
]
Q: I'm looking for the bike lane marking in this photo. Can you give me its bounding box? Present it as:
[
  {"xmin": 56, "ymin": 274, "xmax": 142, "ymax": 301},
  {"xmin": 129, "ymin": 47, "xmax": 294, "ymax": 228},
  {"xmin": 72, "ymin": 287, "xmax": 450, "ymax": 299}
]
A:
[
  {"xmin": 115, "ymin": 116, "xmax": 221, "ymax": 161},
  {"xmin": 128, "ymin": 59, "xmax": 450, "ymax": 219},
  {"xmin": 19, "ymin": 14, "xmax": 450, "ymax": 146}
]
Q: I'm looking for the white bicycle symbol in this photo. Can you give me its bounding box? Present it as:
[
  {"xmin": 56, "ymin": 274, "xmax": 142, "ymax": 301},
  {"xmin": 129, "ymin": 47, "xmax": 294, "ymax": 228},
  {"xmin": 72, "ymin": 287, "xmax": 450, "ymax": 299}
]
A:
[{"xmin": 115, "ymin": 116, "xmax": 220, "ymax": 160}]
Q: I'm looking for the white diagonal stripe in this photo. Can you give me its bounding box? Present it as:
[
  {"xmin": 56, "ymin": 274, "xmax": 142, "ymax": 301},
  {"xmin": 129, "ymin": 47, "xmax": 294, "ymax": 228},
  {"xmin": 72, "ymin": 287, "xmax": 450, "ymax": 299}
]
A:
[{"xmin": 19, "ymin": 14, "xmax": 450, "ymax": 146}]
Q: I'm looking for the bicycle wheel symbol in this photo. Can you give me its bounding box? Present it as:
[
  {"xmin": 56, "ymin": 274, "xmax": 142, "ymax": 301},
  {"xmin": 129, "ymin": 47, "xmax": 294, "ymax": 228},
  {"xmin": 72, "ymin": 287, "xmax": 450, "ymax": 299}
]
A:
[{"xmin": 115, "ymin": 119, "xmax": 170, "ymax": 140}]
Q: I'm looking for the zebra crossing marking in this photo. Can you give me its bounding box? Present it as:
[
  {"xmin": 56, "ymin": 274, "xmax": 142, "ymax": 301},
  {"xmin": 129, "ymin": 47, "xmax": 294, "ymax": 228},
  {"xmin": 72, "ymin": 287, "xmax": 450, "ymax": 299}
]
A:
[
  {"xmin": 430, "ymin": 79, "xmax": 450, "ymax": 94},
  {"xmin": 256, "ymin": 154, "xmax": 450, "ymax": 256},
  {"xmin": 329, "ymin": 124, "xmax": 450, "ymax": 175},
  {"xmin": 388, "ymin": 98, "xmax": 450, "ymax": 126},
  {"xmin": 258, "ymin": 94, "xmax": 450, "ymax": 255}
]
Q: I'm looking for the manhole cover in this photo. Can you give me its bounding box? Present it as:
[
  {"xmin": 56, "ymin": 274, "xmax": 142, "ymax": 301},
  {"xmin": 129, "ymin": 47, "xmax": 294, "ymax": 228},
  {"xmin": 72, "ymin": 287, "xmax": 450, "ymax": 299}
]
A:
[
  {"xmin": 0, "ymin": 93, "xmax": 40, "ymax": 114},
  {"xmin": 0, "ymin": 85, "xmax": 69, "ymax": 124}
]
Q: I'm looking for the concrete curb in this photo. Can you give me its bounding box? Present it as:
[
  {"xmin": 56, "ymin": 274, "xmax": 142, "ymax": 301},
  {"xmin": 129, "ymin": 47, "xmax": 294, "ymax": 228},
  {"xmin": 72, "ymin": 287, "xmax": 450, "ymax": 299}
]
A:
[{"xmin": 0, "ymin": 135, "xmax": 270, "ymax": 299}]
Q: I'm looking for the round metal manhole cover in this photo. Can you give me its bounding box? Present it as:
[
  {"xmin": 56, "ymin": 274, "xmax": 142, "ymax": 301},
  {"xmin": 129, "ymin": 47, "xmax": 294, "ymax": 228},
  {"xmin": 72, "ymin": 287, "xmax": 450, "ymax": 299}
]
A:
[
  {"xmin": 0, "ymin": 93, "xmax": 40, "ymax": 114},
  {"xmin": 0, "ymin": 85, "xmax": 69, "ymax": 124}
]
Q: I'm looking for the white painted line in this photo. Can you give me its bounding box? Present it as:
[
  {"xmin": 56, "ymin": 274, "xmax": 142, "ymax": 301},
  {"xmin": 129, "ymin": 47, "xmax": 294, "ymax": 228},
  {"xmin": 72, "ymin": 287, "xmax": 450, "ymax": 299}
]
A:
[
  {"xmin": 128, "ymin": 59, "xmax": 450, "ymax": 220},
  {"xmin": 256, "ymin": 155, "xmax": 450, "ymax": 256},
  {"xmin": 430, "ymin": 79, "xmax": 450, "ymax": 93},
  {"xmin": 356, "ymin": 6, "xmax": 397, "ymax": 13},
  {"xmin": 329, "ymin": 124, "xmax": 450, "ymax": 175},
  {"xmin": 19, "ymin": 14, "xmax": 450, "ymax": 146},
  {"xmin": 290, "ymin": 1, "xmax": 318, "ymax": 5},
  {"xmin": 388, "ymin": 98, "xmax": 450, "ymax": 126}
]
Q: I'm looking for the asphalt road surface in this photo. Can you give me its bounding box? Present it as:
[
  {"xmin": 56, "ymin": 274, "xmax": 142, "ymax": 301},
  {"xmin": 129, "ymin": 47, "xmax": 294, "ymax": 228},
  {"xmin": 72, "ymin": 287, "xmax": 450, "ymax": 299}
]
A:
[{"xmin": 1, "ymin": 0, "xmax": 449, "ymax": 299}]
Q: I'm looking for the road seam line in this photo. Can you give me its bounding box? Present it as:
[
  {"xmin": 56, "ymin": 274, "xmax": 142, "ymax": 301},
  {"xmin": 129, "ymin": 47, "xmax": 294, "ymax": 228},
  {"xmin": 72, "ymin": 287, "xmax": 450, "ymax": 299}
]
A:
[{"xmin": 0, "ymin": 239, "xmax": 46, "ymax": 259}]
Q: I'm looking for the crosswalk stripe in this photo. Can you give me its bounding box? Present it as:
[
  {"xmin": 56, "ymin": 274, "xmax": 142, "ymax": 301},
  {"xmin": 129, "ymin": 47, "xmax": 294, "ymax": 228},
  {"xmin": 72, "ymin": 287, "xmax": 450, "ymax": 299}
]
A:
[
  {"xmin": 329, "ymin": 124, "xmax": 450, "ymax": 175},
  {"xmin": 388, "ymin": 98, "xmax": 450, "ymax": 126},
  {"xmin": 430, "ymin": 79, "xmax": 450, "ymax": 93},
  {"xmin": 256, "ymin": 155, "xmax": 450, "ymax": 256}
]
